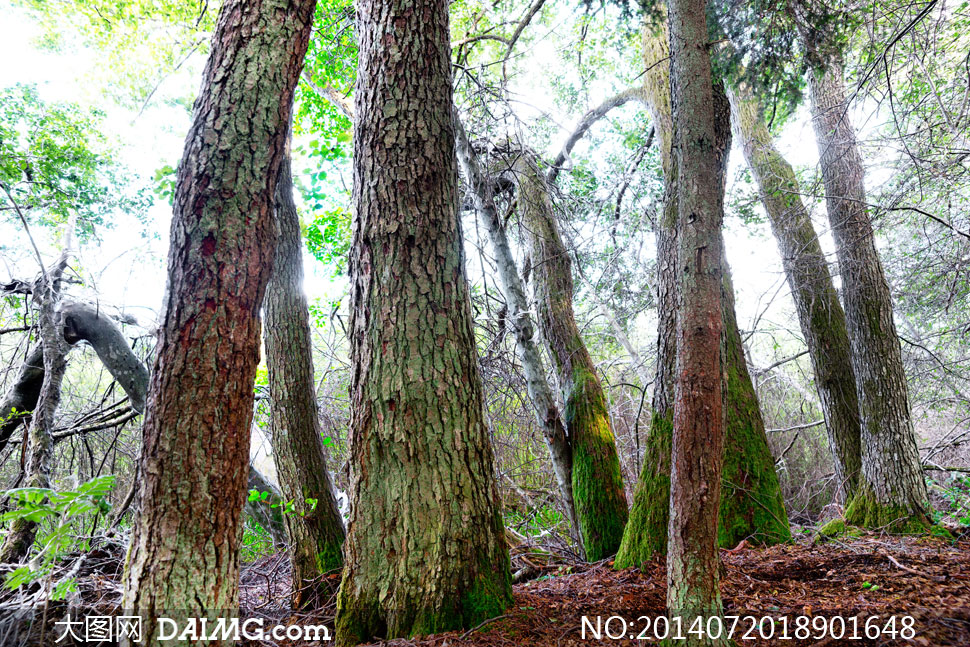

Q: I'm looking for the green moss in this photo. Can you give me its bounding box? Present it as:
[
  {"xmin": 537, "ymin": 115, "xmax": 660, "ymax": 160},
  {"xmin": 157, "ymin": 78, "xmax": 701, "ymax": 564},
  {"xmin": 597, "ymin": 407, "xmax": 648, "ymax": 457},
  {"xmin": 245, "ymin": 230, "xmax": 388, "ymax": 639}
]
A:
[
  {"xmin": 817, "ymin": 517, "xmax": 846, "ymax": 538},
  {"xmin": 315, "ymin": 539, "xmax": 344, "ymax": 574},
  {"xmin": 615, "ymin": 412, "xmax": 672, "ymax": 569},
  {"xmin": 844, "ymin": 488, "xmax": 930, "ymax": 534},
  {"xmin": 567, "ymin": 367, "xmax": 629, "ymax": 561},
  {"xmin": 718, "ymin": 301, "xmax": 792, "ymax": 548}
]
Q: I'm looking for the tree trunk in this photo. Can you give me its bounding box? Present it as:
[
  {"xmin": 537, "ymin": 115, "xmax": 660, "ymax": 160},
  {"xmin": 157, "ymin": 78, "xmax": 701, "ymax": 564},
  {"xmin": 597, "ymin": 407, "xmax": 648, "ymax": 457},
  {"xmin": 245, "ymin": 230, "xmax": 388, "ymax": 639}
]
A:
[
  {"xmin": 616, "ymin": 24, "xmax": 789, "ymax": 570},
  {"xmin": 263, "ymin": 154, "xmax": 345, "ymax": 607},
  {"xmin": 0, "ymin": 260, "xmax": 69, "ymax": 563},
  {"xmin": 800, "ymin": 35, "xmax": 929, "ymax": 529},
  {"xmin": 454, "ymin": 120, "xmax": 581, "ymax": 551},
  {"xmin": 665, "ymin": 0, "xmax": 730, "ymax": 635},
  {"xmin": 726, "ymin": 79, "xmax": 862, "ymax": 502},
  {"xmin": 514, "ymin": 153, "xmax": 629, "ymax": 562},
  {"xmin": 120, "ymin": 0, "xmax": 316, "ymax": 640},
  {"xmin": 333, "ymin": 0, "xmax": 511, "ymax": 639}
]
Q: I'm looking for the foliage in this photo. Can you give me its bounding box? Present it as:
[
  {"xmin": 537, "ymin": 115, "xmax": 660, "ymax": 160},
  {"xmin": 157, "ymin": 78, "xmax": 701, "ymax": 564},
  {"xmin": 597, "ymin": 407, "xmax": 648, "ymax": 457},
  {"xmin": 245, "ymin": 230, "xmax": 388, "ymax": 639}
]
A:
[
  {"xmin": 0, "ymin": 475, "xmax": 115, "ymax": 597},
  {"xmin": 0, "ymin": 84, "xmax": 148, "ymax": 238}
]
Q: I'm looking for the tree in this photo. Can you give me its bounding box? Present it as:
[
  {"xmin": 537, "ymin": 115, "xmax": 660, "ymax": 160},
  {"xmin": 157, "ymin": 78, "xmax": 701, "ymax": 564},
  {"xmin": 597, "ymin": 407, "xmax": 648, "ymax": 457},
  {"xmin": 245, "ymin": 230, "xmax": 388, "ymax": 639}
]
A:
[
  {"xmin": 615, "ymin": 21, "xmax": 789, "ymax": 570},
  {"xmin": 454, "ymin": 120, "xmax": 580, "ymax": 548},
  {"xmin": 120, "ymin": 0, "xmax": 317, "ymax": 639},
  {"xmin": 263, "ymin": 153, "xmax": 345, "ymax": 608},
  {"xmin": 333, "ymin": 0, "xmax": 511, "ymax": 639},
  {"xmin": 665, "ymin": 0, "xmax": 731, "ymax": 637},
  {"xmin": 514, "ymin": 153, "xmax": 630, "ymax": 561},
  {"xmin": 725, "ymin": 79, "xmax": 862, "ymax": 501},
  {"xmin": 794, "ymin": 2, "xmax": 929, "ymax": 530}
]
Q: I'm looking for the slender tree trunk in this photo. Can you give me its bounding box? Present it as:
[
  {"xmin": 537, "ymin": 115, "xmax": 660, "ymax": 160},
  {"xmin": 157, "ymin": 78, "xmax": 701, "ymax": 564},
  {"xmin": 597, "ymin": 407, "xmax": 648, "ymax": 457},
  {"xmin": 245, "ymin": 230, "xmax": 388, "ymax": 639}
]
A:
[
  {"xmin": 514, "ymin": 153, "xmax": 629, "ymax": 562},
  {"xmin": 333, "ymin": 0, "xmax": 511, "ymax": 639},
  {"xmin": 0, "ymin": 259, "xmax": 69, "ymax": 563},
  {"xmin": 454, "ymin": 120, "xmax": 581, "ymax": 551},
  {"xmin": 800, "ymin": 33, "xmax": 929, "ymax": 528},
  {"xmin": 665, "ymin": 0, "xmax": 731, "ymax": 636},
  {"xmin": 263, "ymin": 154, "xmax": 345, "ymax": 607},
  {"xmin": 121, "ymin": 0, "xmax": 316, "ymax": 640},
  {"xmin": 616, "ymin": 24, "xmax": 789, "ymax": 570},
  {"xmin": 726, "ymin": 80, "xmax": 862, "ymax": 502}
]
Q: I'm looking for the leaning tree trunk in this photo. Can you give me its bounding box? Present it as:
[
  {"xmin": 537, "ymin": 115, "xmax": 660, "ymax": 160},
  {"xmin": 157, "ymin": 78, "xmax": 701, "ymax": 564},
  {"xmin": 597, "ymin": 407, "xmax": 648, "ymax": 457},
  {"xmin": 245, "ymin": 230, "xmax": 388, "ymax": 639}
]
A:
[
  {"xmin": 726, "ymin": 79, "xmax": 862, "ymax": 502},
  {"xmin": 514, "ymin": 154, "xmax": 629, "ymax": 562},
  {"xmin": 0, "ymin": 258, "xmax": 69, "ymax": 563},
  {"xmin": 454, "ymin": 120, "xmax": 580, "ymax": 550},
  {"xmin": 333, "ymin": 0, "xmax": 511, "ymax": 640},
  {"xmin": 120, "ymin": 0, "xmax": 316, "ymax": 640},
  {"xmin": 800, "ymin": 37, "xmax": 928, "ymax": 529},
  {"xmin": 615, "ymin": 24, "xmax": 789, "ymax": 570},
  {"xmin": 0, "ymin": 345, "xmax": 44, "ymax": 452},
  {"xmin": 665, "ymin": 0, "xmax": 730, "ymax": 638},
  {"xmin": 263, "ymin": 154, "xmax": 345, "ymax": 608}
]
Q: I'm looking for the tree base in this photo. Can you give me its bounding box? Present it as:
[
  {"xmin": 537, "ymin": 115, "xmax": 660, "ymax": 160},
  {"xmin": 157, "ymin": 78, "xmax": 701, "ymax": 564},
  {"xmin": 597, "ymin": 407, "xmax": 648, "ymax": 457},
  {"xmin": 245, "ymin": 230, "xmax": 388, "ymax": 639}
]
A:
[{"xmin": 843, "ymin": 490, "xmax": 930, "ymax": 534}]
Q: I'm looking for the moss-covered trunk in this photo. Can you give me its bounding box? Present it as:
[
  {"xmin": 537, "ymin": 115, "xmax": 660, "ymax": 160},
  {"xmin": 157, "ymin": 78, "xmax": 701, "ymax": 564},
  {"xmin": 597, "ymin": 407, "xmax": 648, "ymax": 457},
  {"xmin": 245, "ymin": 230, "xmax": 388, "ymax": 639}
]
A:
[
  {"xmin": 333, "ymin": 0, "xmax": 511, "ymax": 640},
  {"xmin": 615, "ymin": 22, "xmax": 789, "ymax": 571},
  {"xmin": 264, "ymin": 154, "xmax": 345, "ymax": 607},
  {"xmin": 121, "ymin": 0, "xmax": 316, "ymax": 640},
  {"xmin": 797, "ymin": 20, "xmax": 929, "ymax": 529},
  {"xmin": 515, "ymin": 154, "xmax": 629, "ymax": 562},
  {"xmin": 726, "ymin": 80, "xmax": 862, "ymax": 501}
]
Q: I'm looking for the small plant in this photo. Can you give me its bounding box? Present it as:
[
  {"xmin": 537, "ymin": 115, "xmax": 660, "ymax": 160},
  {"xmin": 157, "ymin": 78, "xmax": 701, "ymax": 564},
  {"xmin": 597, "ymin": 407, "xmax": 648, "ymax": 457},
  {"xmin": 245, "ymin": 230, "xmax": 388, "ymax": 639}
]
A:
[{"xmin": 0, "ymin": 475, "xmax": 115, "ymax": 599}]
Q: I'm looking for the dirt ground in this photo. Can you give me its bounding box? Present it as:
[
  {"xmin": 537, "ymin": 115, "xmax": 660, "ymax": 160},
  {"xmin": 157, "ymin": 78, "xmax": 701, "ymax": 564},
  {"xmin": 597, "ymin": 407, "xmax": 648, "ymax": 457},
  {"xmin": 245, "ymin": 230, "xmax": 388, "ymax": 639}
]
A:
[{"xmin": 238, "ymin": 534, "xmax": 970, "ymax": 646}]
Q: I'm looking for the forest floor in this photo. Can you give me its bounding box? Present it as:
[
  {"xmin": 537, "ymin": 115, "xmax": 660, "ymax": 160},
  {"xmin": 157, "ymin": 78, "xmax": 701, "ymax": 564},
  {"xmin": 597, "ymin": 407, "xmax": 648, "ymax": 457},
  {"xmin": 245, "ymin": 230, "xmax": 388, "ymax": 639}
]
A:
[{"xmin": 237, "ymin": 532, "xmax": 970, "ymax": 647}]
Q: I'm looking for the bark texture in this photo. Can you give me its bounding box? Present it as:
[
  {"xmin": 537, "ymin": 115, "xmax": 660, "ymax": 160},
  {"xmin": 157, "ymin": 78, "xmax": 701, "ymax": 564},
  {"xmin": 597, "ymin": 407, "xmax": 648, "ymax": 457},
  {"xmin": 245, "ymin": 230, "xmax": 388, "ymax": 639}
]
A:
[
  {"xmin": 726, "ymin": 80, "xmax": 862, "ymax": 501},
  {"xmin": 454, "ymin": 120, "xmax": 580, "ymax": 549},
  {"xmin": 333, "ymin": 0, "xmax": 511, "ymax": 640},
  {"xmin": 120, "ymin": 0, "xmax": 316, "ymax": 640},
  {"xmin": 515, "ymin": 153, "xmax": 629, "ymax": 562},
  {"xmin": 799, "ymin": 27, "xmax": 929, "ymax": 528},
  {"xmin": 264, "ymin": 155, "xmax": 345, "ymax": 607},
  {"xmin": 616, "ymin": 25, "xmax": 789, "ymax": 570},
  {"xmin": 665, "ymin": 0, "xmax": 730, "ymax": 636}
]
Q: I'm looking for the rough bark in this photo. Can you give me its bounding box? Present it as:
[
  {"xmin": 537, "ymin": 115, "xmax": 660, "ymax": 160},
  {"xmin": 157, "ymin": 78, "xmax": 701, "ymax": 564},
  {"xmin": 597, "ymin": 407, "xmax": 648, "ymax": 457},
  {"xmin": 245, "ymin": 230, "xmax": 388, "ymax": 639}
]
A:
[
  {"xmin": 798, "ymin": 28, "xmax": 929, "ymax": 529},
  {"xmin": 120, "ymin": 0, "xmax": 316, "ymax": 640},
  {"xmin": 333, "ymin": 0, "xmax": 511, "ymax": 639},
  {"xmin": 263, "ymin": 154, "xmax": 345, "ymax": 607},
  {"xmin": 454, "ymin": 120, "xmax": 580, "ymax": 550},
  {"xmin": 0, "ymin": 345, "xmax": 43, "ymax": 451},
  {"xmin": 514, "ymin": 153, "xmax": 629, "ymax": 562},
  {"xmin": 616, "ymin": 24, "xmax": 789, "ymax": 570},
  {"xmin": 665, "ymin": 0, "xmax": 730, "ymax": 636},
  {"xmin": 726, "ymin": 80, "xmax": 862, "ymax": 501},
  {"xmin": 0, "ymin": 260, "xmax": 70, "ymax": 563}
]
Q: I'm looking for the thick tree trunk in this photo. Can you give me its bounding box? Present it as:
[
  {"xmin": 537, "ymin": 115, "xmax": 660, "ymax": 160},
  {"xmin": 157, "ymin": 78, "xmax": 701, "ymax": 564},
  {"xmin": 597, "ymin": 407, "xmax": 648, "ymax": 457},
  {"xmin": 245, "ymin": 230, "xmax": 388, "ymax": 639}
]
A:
[
  {"xmin": 0, "ymin": 345, "xmax": 44, "ymax": 451},
  {"xmin": 665, "ymin": 0, "xmax": 730, "ymax": 636},
  {"xmin": 616, "ymin": 25, "xmax": 789, "ymax": 570},
  {"xmin": 514, "ymin": 154, "xmax": 629, "ymax": 562},
  {"xmin": 726, "ymin": 80, "xmax": 862, "ymax": 501},
  {"xmin": 120, "ymin": 0, "xmax": 316, "ymax": 640},
  {"xmin": 454, "ymin": 120, "xmax": 581, "ymax": 551},
  {"xmin": 263, "ymin": 154, "xmax": 345, "ymax": 607},
  {"xmin": 801, "ymin": 41, "xmax": 929, "ymax": 529},
  {"xmin": 333, "ymin": 0, "xmax": 511, "ymax": 640}
]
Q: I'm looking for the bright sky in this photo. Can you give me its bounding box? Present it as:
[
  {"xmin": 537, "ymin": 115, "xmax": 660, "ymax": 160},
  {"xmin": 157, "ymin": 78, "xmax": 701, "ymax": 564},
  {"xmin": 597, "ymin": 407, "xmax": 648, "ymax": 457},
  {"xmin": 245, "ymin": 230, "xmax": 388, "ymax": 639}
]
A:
[{"xmin": 0, "ymin": 1, "xmax": 847, "ymax": 374}]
